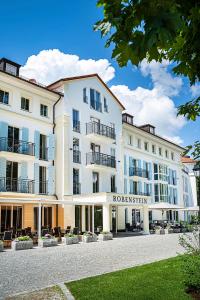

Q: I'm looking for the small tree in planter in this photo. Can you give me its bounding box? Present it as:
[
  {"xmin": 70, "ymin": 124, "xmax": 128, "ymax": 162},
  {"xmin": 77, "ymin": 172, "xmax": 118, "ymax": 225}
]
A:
[
  {"xmin": 82, "ymin": 232, "xmax": 97, "ymax": 243},
  {"xmin": 98, "ymin": 231, "xmax": 113, "ymax": 241},
  {"xmin": 0, "ymin": 240, "xmax": 4, "ymax": 252},
  {"xmin": 62, "ymin": 233, "xmax": 79, "ymax": 245},
  {"xmin": 38, "ymin": 234, "xmax": 58, "ymax": 248},
  {"xmin": 12, "ymin": 236, "xmax": 33, "ymax": 251}
]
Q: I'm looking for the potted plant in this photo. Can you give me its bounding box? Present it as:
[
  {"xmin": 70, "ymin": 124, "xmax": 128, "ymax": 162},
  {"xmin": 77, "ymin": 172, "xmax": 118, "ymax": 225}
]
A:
[
  {"xmin": 98, "ymin": 231, "xmax": 113, "ymax": 241},
  {"xmin": 0, "ymin": 240, "xmax": 4, "ymax": 252},
  {"xmin": 82, "ymin": 231, "xmax": 97, "ymax": 243},
  {"xmin": 62, "ymin": 233, "xmax": 79, "ymax": 245},
  {"xmin": 38, "ymin": 234, "xmax": 58, "ymax": 247},
  {"xmin": 155, "ymin": 226, "xmax": 165, "ymax": 234},
  {"xmin": 12, "ymin": 236, "xmax": 33, "ymax": 251}
]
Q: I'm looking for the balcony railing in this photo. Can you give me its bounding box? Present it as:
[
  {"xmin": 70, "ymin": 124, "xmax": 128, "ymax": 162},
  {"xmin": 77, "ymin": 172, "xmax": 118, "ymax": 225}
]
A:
[
  {"xmin": 90, "ymin": 100, "xmax": 102, "ymax": 112},
  {"xmin": 73, "ymin": 120, "xmax": 80, "ymax": 133},
  {"xmin": 86, "ymin": 152, "xmax": 116, "ymax": 168},
  {"xmin": 73, "ymin": 182, "xmax": 81, "ymax": 194},
  {"xmin": 73, "ymin": 150, "xmax": 81, "ymax": 164},
  {"xmin": 0, "ymin": 137, "xmax": 35, "ymax": 156},
  {"xmin": 39, "ymin": 181, "xmax": 48, "ymax": 195},
  {"xmin": 39, "ymin": 147, "xmax": 48, "ymax": 161},
  {"xmin": 86, "ymin": 121, "xmax": 116, "ymax": 140},
  {"xmin": 129, "ymin": 167, "xmax": 149, "ymax": 179},
  {"xmin": 129, "ymin": 191, "xmax": 150, "ymax": 196},
  {"xmin": 0, "ymin": 177, "xmax": 35, "ymax": 193}
]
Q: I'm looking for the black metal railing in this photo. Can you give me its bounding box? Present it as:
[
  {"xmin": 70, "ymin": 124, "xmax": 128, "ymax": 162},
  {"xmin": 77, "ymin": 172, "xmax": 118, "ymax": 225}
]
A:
[
  {"xmin": 86, "ymin": 152, "xmax": 116, "ymax": 168},
  {"xmin": 39, "ymin": 147, "xmax": 48, "ymax": 161},
  {"xmin": 0, "ymin": 137, "xmax": 35, "ymax": 156},
  {"xmin": 0, "ymin": 177, "xmax": 35, "ymax": 193},
  {"xmin": 39, "ymin": 181, "xmax": 48, "ymax": 195},
  {"xmin": 129, "ymin": 191, "xmax": 150, "ymax": 196},
  {"xmin": 73, "ymin": 182, "xmax": 81, "ymax": 194},
  {"xmin": 73, "ymin": 150, "xmax": 81, "ymax": 164},
  {"xmin": 90, "ymin": 100, "xmax": 102, "ymax": 112},
  {"xmin": 73, "ymin": 120, "xmax": 80, "ymax": 133},
  {"xmin": 86, "ymin": 121, "xmax": 116, "ymax": 139},
  {"xmin": 129, "ymin": 167, "xmax": 149, "ymax": 178}
]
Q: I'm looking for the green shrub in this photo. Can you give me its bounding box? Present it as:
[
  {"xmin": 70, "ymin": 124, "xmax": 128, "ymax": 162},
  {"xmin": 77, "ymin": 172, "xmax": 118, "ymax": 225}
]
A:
[
  {"xmin": 182, "ymin": 254, "xmax": 200, "ymax": 292},
  {"xmin": 64, "ymin": 233, "xmax": 76, "ymax": 237},
  {"xmin": 15, "ymin": 236, "xmax": 31, "ymax": 241}
]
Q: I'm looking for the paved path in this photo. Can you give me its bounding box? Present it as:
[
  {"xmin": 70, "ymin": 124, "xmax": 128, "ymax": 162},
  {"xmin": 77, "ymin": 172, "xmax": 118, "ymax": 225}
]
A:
[{"xmin": 0, "ymin": 234, "xmax": 184, "ymax": 299}]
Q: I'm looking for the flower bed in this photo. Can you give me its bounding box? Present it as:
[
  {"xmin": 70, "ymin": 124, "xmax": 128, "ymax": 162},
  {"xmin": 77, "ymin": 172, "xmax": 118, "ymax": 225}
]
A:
[
  {"xmin": 82, "ymin": 232, "xmax": 97, "ymax": 243},
  {"xmin": 0, "ymin": 241, "xmax": 4, "ymax": 252},
  {"xmin": 12, "ymin": 236, "xmax": 33, "ymax": 251},
  {"xmin": 62, "ymin": 233, "xmax": 79, "ymax": 245},
  {"xmin": 98, "ymin": 232, "xmax": 113, "ymax": 241},
  {"xmin": 38, "ymin": 234, "xmax": 58, "ymax": 247}
]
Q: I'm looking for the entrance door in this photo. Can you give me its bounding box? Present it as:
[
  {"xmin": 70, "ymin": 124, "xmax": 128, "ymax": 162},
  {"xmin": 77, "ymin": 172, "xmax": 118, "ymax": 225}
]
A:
[
  {"xmin": 6, "ymin": 161, "xmax": 18, "ymax": 192},
  {"xmin": 8, "ymin": 126, "xmax": 19, "ymax": 152},
  {"xmin": 75, "ymin": 205, "xmax": 82, "ymax": 232},
  {"xmin": 132, "ymin": 209, "xmax": 140, "ymax": 225},
  {"xmin": 112, "ymin": 206, "xmax": 117, "ymax": 232}
]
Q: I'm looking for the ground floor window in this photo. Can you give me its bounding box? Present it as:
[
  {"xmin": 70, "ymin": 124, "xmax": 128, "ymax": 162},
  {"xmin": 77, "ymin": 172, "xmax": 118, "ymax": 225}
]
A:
[
  {"xmin": 34, "ymin": 206, "xmax": 53, "ymax": 230},
  {"xmin": 0, "ymin": 205, "xmax": 22, "ymax": 232},
  {"xmin": 132, "ymin": 209, "xmax": 140, "ymax": 225},
  {"xmin": 149, "ymin": 210, "xmax": 152, "ymax": 222},
  {"xmin": 75, "ymin": 205, "xmax": 82, "ymax": 232},
  {"xmin": 94, "ymin": 206, "xmax": 103, "ymax": 232}
]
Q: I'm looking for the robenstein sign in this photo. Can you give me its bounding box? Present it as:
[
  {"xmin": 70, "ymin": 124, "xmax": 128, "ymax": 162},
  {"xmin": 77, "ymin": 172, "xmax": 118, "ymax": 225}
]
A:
[{"xmin": 112, "ymin": 195, "xmax": 148, "ymax": 205}]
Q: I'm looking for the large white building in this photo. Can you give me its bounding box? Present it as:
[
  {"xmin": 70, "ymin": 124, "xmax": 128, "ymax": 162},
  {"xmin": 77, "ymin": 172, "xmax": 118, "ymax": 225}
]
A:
[{"xmin": 0, "ymin": 58, "xmax": 197, "ymax": 236}]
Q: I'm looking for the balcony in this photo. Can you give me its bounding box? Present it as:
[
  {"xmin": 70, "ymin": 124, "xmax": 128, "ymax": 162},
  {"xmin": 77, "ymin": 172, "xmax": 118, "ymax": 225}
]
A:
[
  {"xmin": 86, "ymin": 121, "xmax": 116, "ymax": 140},
  {"xmin": 0, "ymin": 177, "xmax": 35, "ymax": 194},
  {"xmin": 73, "ymin": 150, "xmax": 81, "ymax": 164},
  {"xmin": 73, "ymin": 182, "xmax": 81, "ymax": 195},
  {"xmin": 0, "ymin": 137, "xmax": 35, "ymax": 156},
  {"xmin": 129, "ymin": 167, "xmax": 149, "ymax": 179},
  {"xmin": 130, "ymin": 191, "xmax": 150, "ymax": 196},
  {"xmin": 39, "ymin": 181, "xmax": 48, "ymax": 195},
  {"xmin": 73, "ymin": 120, "xmax": 80, "ymax": 133},
  {"xmin": 86, "ymin": 152, "xmax": 116, "ymax": 169}
]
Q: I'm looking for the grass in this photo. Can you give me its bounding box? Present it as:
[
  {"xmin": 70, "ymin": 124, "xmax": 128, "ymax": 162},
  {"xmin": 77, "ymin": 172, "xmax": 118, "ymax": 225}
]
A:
[{"xmin": 66, "ymin": 256, "xmax": 192, "ymax": 300}]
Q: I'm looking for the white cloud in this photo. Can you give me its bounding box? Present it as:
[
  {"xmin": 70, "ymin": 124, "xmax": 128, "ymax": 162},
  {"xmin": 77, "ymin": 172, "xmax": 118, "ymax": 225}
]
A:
[
  {"xmin": 20, "ymin": 49, "xmax": 115, "ymax": 85},
  {"xmin": 190, "ymin": 84, "xmax": 200, "ymax": 97}
]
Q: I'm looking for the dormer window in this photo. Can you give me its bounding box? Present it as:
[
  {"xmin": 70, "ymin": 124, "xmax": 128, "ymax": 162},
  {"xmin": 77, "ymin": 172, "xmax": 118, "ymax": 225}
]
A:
[
  {"xmin": 0, "ymin": 89, "xmax": 9, "ymax": 105},
  {"xmin": 90, "ymin": 89, "xmax": 102, "ymax": 112},
  {"xmin": 104, "ymin": 97, "xmax": 108, "ymax": 112},
  {"xmin": 0, "ymin": 58, "xmax": 21, "ymax": 77}
]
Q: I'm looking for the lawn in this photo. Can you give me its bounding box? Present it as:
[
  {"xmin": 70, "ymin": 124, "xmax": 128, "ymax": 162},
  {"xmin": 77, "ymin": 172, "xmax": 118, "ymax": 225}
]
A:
[{"xmin": 67, "ymin": 256, "xmax": 192, "ymax": 300}]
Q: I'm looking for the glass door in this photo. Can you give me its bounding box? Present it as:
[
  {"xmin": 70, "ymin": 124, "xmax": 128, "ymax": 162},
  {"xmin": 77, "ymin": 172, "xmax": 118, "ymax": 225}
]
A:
[
  {"xmin": 112, "ymin": 206, "xmax": 117, "ymax": 232},
  {"xmin": 8, "ymin": 126, "xmax": 19, "ymax": 152},
  {"xmin": 6, "ymin": 161, "xmax": 18, "ymax": 192}
]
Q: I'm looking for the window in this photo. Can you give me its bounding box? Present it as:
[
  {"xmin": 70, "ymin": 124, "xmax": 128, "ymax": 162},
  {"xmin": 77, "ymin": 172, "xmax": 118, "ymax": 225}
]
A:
[
  {"xmin": 5, "ymin": 63, "xmax": 17, "ymax": 76},
  {"xmin": 104, "ymin": 97, "xmax": 108, "ymax": 112},
  {"xmin": 39, "ymin": 166, "xmax": 47, "ymax": 194},
  {"xmin": 39, "ymin": 134, "xmax": 47, "ymax": 160},
  {"xmin": 154, "ymin": 183, "xmax": 168, "ymax": 202},
  {"xmin": 73, "ymin": 138, "xmax": 81, "ymax": 163},
  {"xmin": 128, "ymin": 135, "xmax": 132, "ymax": 145},
  {"xmin": 152, "ymin": 144, "xmax": 156, "ymax": 154},
  {"xmin": 21, "ymin": 97, "xmax": 30, "ymax": 112},
  {"xmin": 159, "ymin": 147, "xmax": 162, "ymax": 156},
  {"xmin": 72, "ymin": 109, "xmax": 80, "ymax": 132},
  {"xmin": 111, "ymin": 175, "xmax": 116, "ymax": 192},
  {"xmin": 73, "ymin": 168, "xmax": 80, "ymax": 194},
  {"xmin": 165, "ymin": 150, "xmax": 168, "ymax": 158},
  {"xmin": 83, "ymin": 88, "xmax": 87, "ymax": 103},
  {"xmin": 171, "ymin": 152, "xmax": 174, "ymax": 160},
  {"xmin": 93, "ymin": 172, "xmax": 99, "ymax": 193},
  {"xmin": 111, "ymin": 148, "xmax": 116, "ymax": 157},
  {"xmin": 154, "ymin": 163, "xmax": 168, "ymax": 181},
  {"xmin": 144, "ymin": 142, "xmax": 149, "ymax": 151},
  {"xmin": 0, "ymin": 89, "xmax": 9, "ymax": 105},
  {"xmin": 137, "ymin": 138, "xmax": 141, "ymax": 149},
  {"xmin": 90, "ymin": 89, "xmax": 102, "ymax": 112},
  {"xmin": 40, "ymin": 104, "xmax": 48, "ymax": 117}
]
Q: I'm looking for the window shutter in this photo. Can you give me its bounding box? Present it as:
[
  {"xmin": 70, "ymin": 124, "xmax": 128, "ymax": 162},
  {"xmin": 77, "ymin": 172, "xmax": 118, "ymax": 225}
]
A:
[
  {"xmin": 144, "ymin": 182, "xmax": 147, "ymax": 194},
  {"xmin": 148, "ymin": 162, "xmax": 152, "ymax": 180},
  {"xmin": 34, "ymin": 163, "xmax": 39, "ymax": 194},
  {"xmin": 48, "ymin": 165, "xmax": 55, "ymax": 195},
  {"xmin": 34, "ymin": 131, "xmax": 40, "ymax": 158},
  {"xmin": 138, "ymin": 181, "xmax": 142, "ymax": 194},
  {"xmin": 124, "ymin": 178, "xmax": 127, "ymax": 194},
  {"xmin": 0, "ymin": 121, "xmax": 8, "ymax": 138},
  {"xmin": 124, "ymin": 155, "xmax": 127, "ymax": 175},
  {"xmin": 21, "ymin": 161, "xmax": 28, "ymax": 179},
  {"xmin": 149, "ymin": 183, "xmax": 152, "ymax": 196},
  {"xmin": 0, "ymin": 157, "xmax": 6, "ymax": 191},
  {"xmin": 129, "ymin": 180, "xmax": 133, "ymax": 194},
  {"xmin": 48, "ymin": 133, "xmax": 55, "ymax": 161},
  {"xmin": 22, "ymin": 127, "xmax": 29, "ymax": 142}
]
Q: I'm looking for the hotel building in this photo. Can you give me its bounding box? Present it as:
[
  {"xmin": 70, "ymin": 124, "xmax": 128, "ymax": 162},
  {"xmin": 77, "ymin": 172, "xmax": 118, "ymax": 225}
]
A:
[{"xmin": 0, "ymin": 58, "xmax": 196, "ymax": 236}]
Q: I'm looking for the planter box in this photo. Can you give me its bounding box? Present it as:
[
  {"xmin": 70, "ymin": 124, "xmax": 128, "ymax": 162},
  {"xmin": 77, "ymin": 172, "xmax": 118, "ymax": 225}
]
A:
[
  {"xmin": 173, "ymin": 228, "xmax": 181, "ymax": 233},
  {"xmin": 38, "ymin": 238, "xmax": 58, "ymax": 247},
  {"xmin": 168, "ymin": 228, "xmax": 174, "ymax": 234},
  {"xmin": 98, "ymin": 233, "xmax": 113, "ymax": 241},
  {"xmin": 0, "ymin": 242, "xmax": 4, "ymax": 252},
  {"xmin": 82, "ymin": 234, "xmax": 97, "ymax": 243},
  {"xmin": 160, "ymin": 229, "xmax": 165, "ymax": 235},
  {"xmin": 62, "ymin": 236, "xmax": 79, "ymax": 245},
  {"xmin": 180, "ymin": 228, "xmax": 187, "ymax": 233},
  {"xmin": 12, "ymin": 240, "xmax": 33, "ymax": 251}
]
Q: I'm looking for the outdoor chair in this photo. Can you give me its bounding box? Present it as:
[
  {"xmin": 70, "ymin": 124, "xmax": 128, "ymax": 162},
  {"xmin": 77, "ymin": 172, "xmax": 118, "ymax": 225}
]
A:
[
  {"xmin": 42, "ymin": 228, "xmax": 49, "ymax": 236},
  {"xmin": 21, "ymin": 229, "xmax": 26, "ymax": 236},
  {"xmin": 72, "ymin": 227, "xmax": 79, "ymax": 235},
  {"xmin": 3, "ymin": 231, "xmax": 12, "ymax": 248},
  {"xmin": 65, "ymin": 226, "xmax": 71, "ymax": 234}
]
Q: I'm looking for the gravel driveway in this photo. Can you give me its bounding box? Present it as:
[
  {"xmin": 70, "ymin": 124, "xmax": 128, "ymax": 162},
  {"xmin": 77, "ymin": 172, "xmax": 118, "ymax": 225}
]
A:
[{"xmin": 0, "ymin": 234, "xmax": 184, "ymax": 299}]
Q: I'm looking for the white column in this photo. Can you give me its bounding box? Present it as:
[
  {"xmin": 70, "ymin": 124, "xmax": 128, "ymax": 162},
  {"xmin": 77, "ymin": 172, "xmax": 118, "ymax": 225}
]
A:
[
  {"xmin": 92, "ymin": 205, "xmax": 95, "ymax": 233},
  {"xmin": 103, "ymin": 204, "xmax": 111, "ymax": 232},
  {"xmin": 81, "ymin": 205, "xmax": 86, "ymax": 232},
  {"xmin": 88, "ymin": 206, "xmax": 90, "ymax": 231},
  {"xmin": 38, "ymin": 202, "xmax": 42, "ymax": 238},
  {"xmin": 143, "ymin": 205, "xmax": 150, "ymax": 235}
]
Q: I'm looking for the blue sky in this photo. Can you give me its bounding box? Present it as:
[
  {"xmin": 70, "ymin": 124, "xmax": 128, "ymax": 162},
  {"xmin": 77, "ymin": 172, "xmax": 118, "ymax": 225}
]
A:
[{"xmin": 0, "ymin": 0, "xmax": 199, "ymax": 147}]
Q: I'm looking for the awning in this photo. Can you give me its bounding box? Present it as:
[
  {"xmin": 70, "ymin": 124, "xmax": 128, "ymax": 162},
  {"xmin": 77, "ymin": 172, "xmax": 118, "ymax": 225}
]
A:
[{"xmin": 148, "ymin": 202, "xmax": 184, "ymax": 210}]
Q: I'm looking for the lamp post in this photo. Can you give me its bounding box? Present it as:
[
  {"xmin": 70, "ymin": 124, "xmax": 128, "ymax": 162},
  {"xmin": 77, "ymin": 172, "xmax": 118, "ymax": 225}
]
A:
[{"xmin": 193, "ymin": 164, "xmax": 200, "ymax": 249}]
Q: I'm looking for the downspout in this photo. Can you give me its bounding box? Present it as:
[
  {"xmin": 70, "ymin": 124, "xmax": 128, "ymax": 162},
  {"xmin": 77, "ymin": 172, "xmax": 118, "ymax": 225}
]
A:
[{"xmin": 52, "ymin": 94, "xmax": 62, "ymax": 226}]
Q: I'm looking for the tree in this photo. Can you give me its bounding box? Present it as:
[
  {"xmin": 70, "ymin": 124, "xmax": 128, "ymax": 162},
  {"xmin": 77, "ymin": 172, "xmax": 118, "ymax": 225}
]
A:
[{"xmin": 95, "ymin": 0, "xmax": 200, "ymax": 159}]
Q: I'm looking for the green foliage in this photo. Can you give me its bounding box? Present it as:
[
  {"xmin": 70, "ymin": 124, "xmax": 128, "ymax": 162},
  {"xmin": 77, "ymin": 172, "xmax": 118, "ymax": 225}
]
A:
[
  {"xmin": 95, "ymin": 0, "xmax": 200, "ymax": 158},
  {"xmin": 15, "ymin": 236, "xmax": 31, "ymax": 241},
  {"xmin": 64, "ymin": 233, "xmax": 76, "ymax": 237},
  {"xmin": 182, "ymin": 254, "xmax": 200, "ymax": 292},
  {"xmin": 179, "ymin": 231, "xmax": 200, "ymax": 255}
]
